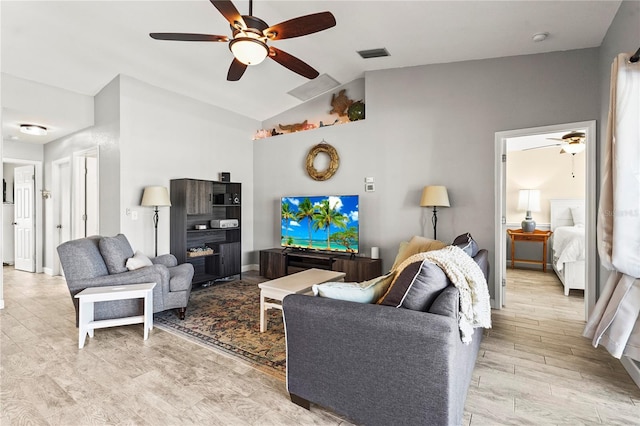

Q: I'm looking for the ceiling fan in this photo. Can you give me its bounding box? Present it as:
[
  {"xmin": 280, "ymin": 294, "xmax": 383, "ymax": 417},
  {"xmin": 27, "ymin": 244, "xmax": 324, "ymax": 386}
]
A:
[
  {"xmin": 523, "ymin": 131, "xmax": 586, "ymax": 154},
  {"xmin": 150, "ymin": 0, "xmax": 336, "ymax": 81},
  {"xmin": 547, "ymin": 131, "xmax": 586, "ymax": 154}
]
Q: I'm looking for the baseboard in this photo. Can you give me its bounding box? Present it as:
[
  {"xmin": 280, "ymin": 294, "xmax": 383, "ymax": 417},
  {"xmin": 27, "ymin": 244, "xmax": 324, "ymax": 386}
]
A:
[
  {"xmin": 0, "ymin": 299, "xmax": 4, "ymax": 309},
  {"xmin": 43, "ymin": 267, "xmax": 54, "ymax": 276},
  {"xmin": 621, "ymin": 356, "xmax": 640, "ymax": 389},
  {"xmin": 242, "ymin": 264, "xmax": 259, "ymax": 272}
]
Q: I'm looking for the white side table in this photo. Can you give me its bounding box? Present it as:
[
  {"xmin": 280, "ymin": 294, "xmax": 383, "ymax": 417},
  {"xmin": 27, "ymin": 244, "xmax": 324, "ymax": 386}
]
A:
[{"xmin": 74, "ymin": 282, "xmax": 156, "ymax": 348}]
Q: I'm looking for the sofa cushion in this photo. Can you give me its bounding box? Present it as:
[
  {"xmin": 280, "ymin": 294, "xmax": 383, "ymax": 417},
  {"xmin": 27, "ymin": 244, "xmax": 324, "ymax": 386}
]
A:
[
  {"xmin": 99, "ymin": 234, "xmax": 135, "ymax": 274},
  {"xmin": 126, "ymin": 250, "xmax": 153, "ymax": 271},
  {"xmin": 390, "ymin": 236, "xmax": 446, "ymax": 271},
  {"xmin": 312, "ymin": 273, "xmax": 395, "ymax": 304},
  {"xmin": 378, "ymin": 259, "xmax": 450, "ymax": 311},
  {"xmin": 452, "ymin": 232, "xmax": 479, "ymax": 257}
]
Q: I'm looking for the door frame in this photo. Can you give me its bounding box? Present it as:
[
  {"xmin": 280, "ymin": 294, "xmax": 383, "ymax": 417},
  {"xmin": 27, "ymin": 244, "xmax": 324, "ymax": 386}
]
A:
[
  {"xmin": 2, "ymin": 158, "xmax": 43, "ymax": 274},
  {"xmin": 52, "ymin": 157, "xmax": 72, "ymax": 277},
  {"xmin": 73, "ymin": 147, "xmax": 100, "ymax": 238},
  {"xmin": 494, "ymin": 120, "xmax": 597, "ymax": 320}
]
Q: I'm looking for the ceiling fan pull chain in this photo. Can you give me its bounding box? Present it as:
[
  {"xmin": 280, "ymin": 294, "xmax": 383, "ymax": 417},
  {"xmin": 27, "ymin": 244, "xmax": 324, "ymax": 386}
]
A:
[{"xmin": 571, "ymin": 153, "xmax": 576, "ymax": 178}]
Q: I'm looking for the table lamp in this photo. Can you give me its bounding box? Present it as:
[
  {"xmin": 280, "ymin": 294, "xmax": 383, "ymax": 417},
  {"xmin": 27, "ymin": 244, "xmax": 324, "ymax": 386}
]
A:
[
  {"xmin": 420, "ymin": 186, "xmax": 450, "ymax": 240},
  {"xmin": 518, "ymin": 189, "xmax": 540, "ymax": 233}
]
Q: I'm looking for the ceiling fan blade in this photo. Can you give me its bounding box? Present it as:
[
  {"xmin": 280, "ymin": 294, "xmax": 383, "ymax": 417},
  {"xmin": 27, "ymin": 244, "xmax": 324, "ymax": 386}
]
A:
[
  {"xmin": 268, "ymin": 47, "xmax": 319, "ymax": 79},
  {"xmin": 546, "ymin": 138, "xmax": 564, "ymax": 141},
  {"xmin": 150, "ymin": 33, "xmax": 228, "ymax": 42},
  {"xmin": 210, "ymin": 0, "xmax": 245, "ymax": 29},
  {"xmin": 522, "ymin": 143, "xmax": 560, "ymax": 151},
  {"xmin": 264, "ymin": 12, "xmax": 336, "ymax": 40},
  {"xmin": 227, "ymin": 58, "xmax": 247, "ymax": 81}
]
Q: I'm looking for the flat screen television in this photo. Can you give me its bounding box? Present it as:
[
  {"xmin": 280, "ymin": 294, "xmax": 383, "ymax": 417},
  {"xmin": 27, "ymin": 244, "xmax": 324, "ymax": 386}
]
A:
[{"xmin": 281, "ymin": 195, "xmax": 359, "ymax": 254}]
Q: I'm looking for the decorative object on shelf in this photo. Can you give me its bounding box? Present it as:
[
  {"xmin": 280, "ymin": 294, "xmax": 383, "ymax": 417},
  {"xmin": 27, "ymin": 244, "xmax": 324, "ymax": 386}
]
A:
[
  {"xmin": 271, "ymin": 128, "xmax": 282, "ymax": 136},
  {"xmin": 329, "ymin": 89, "xmax": 354, "ymax": 117},
  {"xmin": 194, "ymin": 224, "xmax": 207, "ymax": 230},
  {"xmin": 347, "ymin": 101, "xmax": 365, "ymax": 121},
  {"xmin": 319, "ymin": 119, "xmax": 339, "ymax": 127},
  {"xmin": 279, "ymin": 120, "xmax": 309, "ymax": 133},
  {"xmin": 149, "ymin": 0, "xmax": 336, "ymax": 81},
  {"xmin": 141, "ymin": 186, "xmax": 172, "ymax": 257},
  {"xmin": 187, "ymin": 246, "xmax": 214, "ymax": 257},
  {"xmin": 220, "ymin": 172, "xmax": 231, "ymax": 182},
  {"xmin": 305, "ymin": 140, "xmax": 340, "ymax": 181},
  {"xmin": 518, "ymin": 189, "xmax": 540, "ymax": 233},
  {"xmin": 253, "ymin": 129, "xmax": 271, "ymax": 140},
  {"xmin": 420, "ymin": 186, "xmax": 450, "ymax": 240}
]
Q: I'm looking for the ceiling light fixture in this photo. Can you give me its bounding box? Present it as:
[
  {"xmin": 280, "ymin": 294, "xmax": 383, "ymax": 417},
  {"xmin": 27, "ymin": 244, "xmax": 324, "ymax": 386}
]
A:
[
  {"xmin": 532, "ymin": 32, "xmax": 549, "ymax": 42},
  {"xmin": 561, "ymin": 141, "xmax": 586, "ymax": 154},
  {"xmin": 19, "ymin": 124, "xmax": 48, "ymax": 136},
  {"xmin": 229, "ymin": 30, "xmax": 268, "ymax": 65}
]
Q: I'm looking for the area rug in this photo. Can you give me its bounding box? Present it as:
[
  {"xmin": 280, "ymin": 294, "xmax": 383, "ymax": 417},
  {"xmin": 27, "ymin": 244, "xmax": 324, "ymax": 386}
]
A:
[{"xmin": 154, "ymin": 279, "xmax": 286, "ymax": 380}]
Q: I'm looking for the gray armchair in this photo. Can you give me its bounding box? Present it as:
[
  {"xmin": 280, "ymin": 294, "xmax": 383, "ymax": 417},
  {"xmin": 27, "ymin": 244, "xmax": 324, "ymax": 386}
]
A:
[{"xmin": 57, "ymin": 234, "xmax": 194, "ymax": 326}]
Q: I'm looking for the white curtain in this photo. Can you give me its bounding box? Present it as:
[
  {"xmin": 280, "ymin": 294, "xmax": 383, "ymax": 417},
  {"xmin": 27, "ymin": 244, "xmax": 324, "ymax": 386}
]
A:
[{"xmin": 583, "ymin": 52, "xmax": 640, "ymax": 360}]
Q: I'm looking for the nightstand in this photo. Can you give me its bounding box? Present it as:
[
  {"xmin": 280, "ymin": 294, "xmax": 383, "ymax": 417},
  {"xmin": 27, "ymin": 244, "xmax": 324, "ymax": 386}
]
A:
[{"xmin": 506, "ymin": 229, "xmax": 553, "ymax": 272}]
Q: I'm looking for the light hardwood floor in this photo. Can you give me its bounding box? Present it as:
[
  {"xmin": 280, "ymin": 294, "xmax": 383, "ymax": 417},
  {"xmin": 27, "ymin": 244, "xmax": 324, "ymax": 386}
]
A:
[{"xmin": 1, "ymin": 266, "xmax": 639, "ymax": 425}]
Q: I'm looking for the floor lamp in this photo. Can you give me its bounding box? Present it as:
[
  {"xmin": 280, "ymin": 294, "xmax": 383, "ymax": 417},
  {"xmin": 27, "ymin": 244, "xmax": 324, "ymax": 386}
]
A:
[
  {"xmin": 420, "ymin": 185, "xmax": 450, "ymax": 241},
  {"xmin": 141, "ymin": 186, "xmax": 172, "ymax": 257}
]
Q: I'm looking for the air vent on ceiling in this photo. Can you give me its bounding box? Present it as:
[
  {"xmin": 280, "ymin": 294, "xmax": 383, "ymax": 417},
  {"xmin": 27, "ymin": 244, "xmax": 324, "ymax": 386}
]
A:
[
  {"xmin": 287, "ymin": 74, "xmax": 341, "ymax": 102},
  {"xmin": 357, "ymin": 48, "xmax": 390, "ymax": 59}
]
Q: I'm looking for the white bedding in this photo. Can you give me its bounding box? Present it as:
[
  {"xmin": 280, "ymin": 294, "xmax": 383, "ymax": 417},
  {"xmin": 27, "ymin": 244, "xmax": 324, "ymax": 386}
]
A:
[{"xmin": 553, "ymin": 226, "xmax": 585, "ymax": 270}]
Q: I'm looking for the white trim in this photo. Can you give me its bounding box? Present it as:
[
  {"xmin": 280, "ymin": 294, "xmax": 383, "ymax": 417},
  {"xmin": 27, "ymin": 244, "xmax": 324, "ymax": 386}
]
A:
[
  {"xmin": 243, "ymin": 263, "xmax": 259, "ymax": 272},
  {"xmin": 494, "ymin": 120, "xmax": 596, "ymax": 320},
  {"xmin": 3, "ymin": 158, "xmax": 43, "ymax": 274},
  {"xmin": 620, "ymin": 357, "xmax": 640, "ymax": 389},
  {"xmin": 43, "ymin": 267, "xmax": 54, "ymax": 276}
]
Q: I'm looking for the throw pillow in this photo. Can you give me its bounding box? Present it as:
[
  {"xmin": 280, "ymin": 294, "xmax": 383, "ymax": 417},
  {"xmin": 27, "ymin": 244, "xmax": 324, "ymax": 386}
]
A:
[
  {"xmin": 390, "ymin": 236, "xmax": 446, "ymax": 271},
  {"xmin": 126, "ymin": 250, "xmax": 153, "ymax": 271},
  {"xmin": 378, "ymin": 259, "xmax": 449, "ymax": 311},
  {"xmin": 312, "ymin": 272, "xmax": 395, "ymax": 304},
  {"xmin": 570, "ymin": 205, "xmax": 585, "ymax": 227},
  {"xmin": 452, "ymin": 232, "xmax": 479, "ymax": 257},
  {"xmin": 99, "ymin": 234, "xmax": 135, "ymax": 274}
]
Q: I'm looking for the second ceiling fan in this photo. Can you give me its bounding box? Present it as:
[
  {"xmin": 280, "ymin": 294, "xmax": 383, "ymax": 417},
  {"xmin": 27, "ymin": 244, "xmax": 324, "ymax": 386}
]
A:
[{"xmin": 150, "ymin": 0, "xmax": 336, "ymax": 81}]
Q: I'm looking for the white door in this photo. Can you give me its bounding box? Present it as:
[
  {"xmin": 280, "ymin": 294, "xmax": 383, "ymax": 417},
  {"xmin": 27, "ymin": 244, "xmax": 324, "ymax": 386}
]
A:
[
  {"xmin": 14, "ymin": 165, "xmax": 35, "ymax": 272},
  {"xmin": 53, "ymin": 159, "xmax": 72, "ymax": 276}
]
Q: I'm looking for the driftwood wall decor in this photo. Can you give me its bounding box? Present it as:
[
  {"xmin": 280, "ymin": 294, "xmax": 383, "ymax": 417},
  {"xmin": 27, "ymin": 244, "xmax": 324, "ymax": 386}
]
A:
[{"xmin": 306, "ymin": 142, "xmax": 339, "ymax": 181}]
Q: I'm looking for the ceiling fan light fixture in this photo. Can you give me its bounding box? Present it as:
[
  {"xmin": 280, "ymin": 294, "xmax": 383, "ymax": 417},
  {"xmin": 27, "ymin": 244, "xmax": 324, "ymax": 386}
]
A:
[
  {"xmin": 229, "ymin": 33, "xmax": 268, "ymax": 65},
  {"xmin": 19, "ymin": 124, "xmax": 48, "ymax": 136},
  {"xmin": 561, "ymin": 141, "xmax": 585, "ymax": 154}
]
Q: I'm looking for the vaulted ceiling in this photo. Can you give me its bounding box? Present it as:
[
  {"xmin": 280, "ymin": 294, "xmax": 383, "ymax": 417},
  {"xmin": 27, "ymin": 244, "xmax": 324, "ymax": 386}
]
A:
[{"xmin": 1, "ymin": 1, "xmax": 621, "ymax": 144}]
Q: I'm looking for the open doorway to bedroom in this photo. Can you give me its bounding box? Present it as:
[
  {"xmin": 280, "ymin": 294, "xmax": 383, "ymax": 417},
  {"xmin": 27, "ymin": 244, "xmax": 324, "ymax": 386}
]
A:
[{"xmin": 494, "ymin": 121, "xmax": 597, "ymax": 321}]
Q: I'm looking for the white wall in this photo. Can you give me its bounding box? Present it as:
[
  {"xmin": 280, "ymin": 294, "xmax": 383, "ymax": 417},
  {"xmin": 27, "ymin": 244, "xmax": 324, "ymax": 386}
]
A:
[
  {"xmin": 43, "ymin": 77, "xmax": 121, "ymax": 269},
  {"xmin": 254, "ymin": 48, "xmax": 601, "ymax": 299},
  {"xmin": 118, "ymin": 76, "xmax": 258, "ymax": 263}
]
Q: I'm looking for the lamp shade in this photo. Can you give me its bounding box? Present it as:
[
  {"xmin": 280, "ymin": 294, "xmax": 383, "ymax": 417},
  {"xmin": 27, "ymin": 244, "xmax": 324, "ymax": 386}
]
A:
[
  {"xmin": 517, "ymin": 189, "xmax": 540, "ymax": 212},
  {"xmin": 420, "ymin": 186, "xmax": 450, "ymax": 207},
  {"xmin": 141, "ymin": 186, "xmax": 171, "ymax": 207}
]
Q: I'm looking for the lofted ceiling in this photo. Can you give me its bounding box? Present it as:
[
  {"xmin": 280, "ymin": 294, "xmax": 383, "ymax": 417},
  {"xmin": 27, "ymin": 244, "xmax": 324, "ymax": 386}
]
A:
[{"xmin": 1, "ymin": 1, "xmax": 621, "ymax": 144}]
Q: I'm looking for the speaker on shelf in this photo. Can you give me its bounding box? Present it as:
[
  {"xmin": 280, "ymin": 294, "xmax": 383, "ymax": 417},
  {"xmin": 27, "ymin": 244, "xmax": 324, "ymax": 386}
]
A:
[
  {"xmin": 220, "ymin": 172, "xmax": 230, "ymax": 182},
  {"xmin": 232, "ymin": 193, "xmax": 240, "ymax": 204}
]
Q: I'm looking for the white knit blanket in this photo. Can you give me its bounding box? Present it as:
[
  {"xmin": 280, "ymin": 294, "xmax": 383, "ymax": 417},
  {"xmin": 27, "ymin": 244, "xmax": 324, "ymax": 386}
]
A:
[{"xmin": 394, "ymin": 245, "xmax": 492, "ymax": 343}]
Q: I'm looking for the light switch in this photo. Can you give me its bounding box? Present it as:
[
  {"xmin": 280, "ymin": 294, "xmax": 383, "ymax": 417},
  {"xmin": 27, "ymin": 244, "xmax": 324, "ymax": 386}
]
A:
[{"xmin": 365, "ymin": 177, "xmax": 374, "ymax": 183}]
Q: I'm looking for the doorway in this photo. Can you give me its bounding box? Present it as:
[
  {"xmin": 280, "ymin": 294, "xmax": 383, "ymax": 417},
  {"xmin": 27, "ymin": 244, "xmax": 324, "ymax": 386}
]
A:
[
  {"xmin": 52, "ymin": 158, "xmax": 71, "ymax": 276},
  {"xmin": 73, "ymin": 148, "xmax": 99, "ymax": 238},
  {"xmin": 2, "ymin": 159, "xmax": 43, "ymax": 273},
  {"xmin": 494, "ymin": 120, "xmax": 597, "ymax": 320}
]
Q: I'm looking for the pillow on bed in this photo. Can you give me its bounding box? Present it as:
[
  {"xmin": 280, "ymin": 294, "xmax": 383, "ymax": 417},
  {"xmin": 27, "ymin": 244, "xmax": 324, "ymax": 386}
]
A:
[{"xmin": 570, "ymin": 206, "xmax": 585, "ymax": 227}]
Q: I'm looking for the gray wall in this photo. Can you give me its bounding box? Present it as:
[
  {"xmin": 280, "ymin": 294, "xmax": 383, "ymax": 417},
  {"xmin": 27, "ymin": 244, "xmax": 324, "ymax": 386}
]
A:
[{"xmin": 254, "ymin": 48, "xmax": 600, "ymax": 300}]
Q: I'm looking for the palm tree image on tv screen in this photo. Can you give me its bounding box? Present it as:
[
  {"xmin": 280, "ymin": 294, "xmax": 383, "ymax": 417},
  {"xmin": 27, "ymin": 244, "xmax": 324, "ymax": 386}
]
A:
[{"xmin": 281, "ymin": 195, "xmax": 359, "ymax": 253}]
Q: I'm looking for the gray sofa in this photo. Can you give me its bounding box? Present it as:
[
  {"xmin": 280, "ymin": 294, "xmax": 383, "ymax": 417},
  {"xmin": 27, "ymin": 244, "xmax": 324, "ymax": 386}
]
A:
[
  {"xmin": 283, "ymin": 248, "xmax": 489, "ymax": 426},
  {"xmin": 57, "ymin": 234, "xmax": 194, "ymax": 325}
]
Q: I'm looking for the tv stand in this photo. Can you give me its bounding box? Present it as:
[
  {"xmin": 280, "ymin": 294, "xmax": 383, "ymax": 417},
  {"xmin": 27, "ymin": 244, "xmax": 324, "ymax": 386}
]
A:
[{"xmin": 259, "ymin": 248, "xmax": 383, "ymax": 282}]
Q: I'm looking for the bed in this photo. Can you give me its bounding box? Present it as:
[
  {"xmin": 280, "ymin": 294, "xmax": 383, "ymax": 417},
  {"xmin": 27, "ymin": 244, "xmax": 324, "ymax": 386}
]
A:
[{"xmin": 550, "ymin": 199, "xmax": 586, "ymax": 295}]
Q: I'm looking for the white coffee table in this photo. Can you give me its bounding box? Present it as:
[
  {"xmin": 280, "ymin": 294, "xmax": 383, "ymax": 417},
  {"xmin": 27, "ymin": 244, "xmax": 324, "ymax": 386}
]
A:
[
  {"xmin": 74, "ymin": 282, "xmax": 156, "ymax": 348},
  {"xmin": 258, "ymin": 268, "xmax": 346, "ymax": 332}
]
